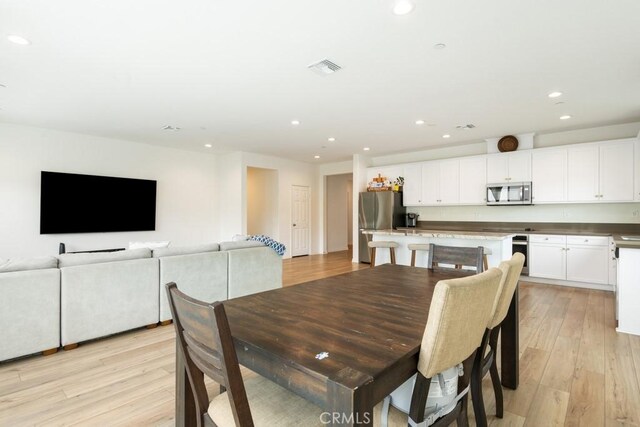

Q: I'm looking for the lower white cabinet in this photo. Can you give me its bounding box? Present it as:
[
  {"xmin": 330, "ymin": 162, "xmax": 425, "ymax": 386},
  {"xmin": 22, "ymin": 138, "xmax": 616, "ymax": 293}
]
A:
[{"xmin": 529, "ymin": 234, "xmax": 610, "ymax": 285}]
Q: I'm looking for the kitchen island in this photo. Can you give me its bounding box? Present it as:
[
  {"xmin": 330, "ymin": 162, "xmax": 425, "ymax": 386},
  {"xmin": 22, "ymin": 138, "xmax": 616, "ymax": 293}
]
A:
[
  {"xmin": 362, "ymin": 229, "xmax": 514, "ymax": 268},
  {"xmin": 614, "ymin": 236, "xmax": 640, "ymax": 336}
]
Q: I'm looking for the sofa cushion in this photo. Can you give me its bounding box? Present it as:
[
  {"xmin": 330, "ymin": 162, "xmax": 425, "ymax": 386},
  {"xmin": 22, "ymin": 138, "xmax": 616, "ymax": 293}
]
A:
[
  {"xmin": 129, "ymin": 241, "xmax": 170, "ymax": 250},
  {"xmin": 219, "ymin": 241, "xmax": 264, "ymax": 251},
  {"xmin": 153, "ymin": 243, "xmax": 220, "ymax": 258},
  {"xmin": 58, "ymin": 248, "xmax": 151, "ymax": 267},
  {"xmin": 0, "ymin": 256, "xmax": 58, "ymax": 273}
]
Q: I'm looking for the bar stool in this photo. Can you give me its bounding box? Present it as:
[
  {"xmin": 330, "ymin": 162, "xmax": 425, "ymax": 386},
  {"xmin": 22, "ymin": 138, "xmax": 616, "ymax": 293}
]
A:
[
  {"xmin": 408, "ymin": 243, "xmax": 430, "ymax": 267},
  {"xmin": 368, "ymin": 241, "xmax": 399, "ymax": 267}
]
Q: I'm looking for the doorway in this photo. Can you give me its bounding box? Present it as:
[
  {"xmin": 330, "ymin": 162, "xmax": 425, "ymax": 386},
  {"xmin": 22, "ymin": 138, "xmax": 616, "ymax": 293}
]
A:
[
  {"xmin": 325, "ymin": 173, "xmax": 353, "ymax": 253},
  {"xmin": 247, "ymin": 167, "xmax": 279, "ymax": 238}
]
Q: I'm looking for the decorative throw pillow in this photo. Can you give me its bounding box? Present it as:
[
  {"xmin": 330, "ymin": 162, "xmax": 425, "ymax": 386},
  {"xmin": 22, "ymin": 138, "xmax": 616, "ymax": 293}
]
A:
[{"xmin": 129, "ymin": 241, "xmax": 170, "ymax": 250}]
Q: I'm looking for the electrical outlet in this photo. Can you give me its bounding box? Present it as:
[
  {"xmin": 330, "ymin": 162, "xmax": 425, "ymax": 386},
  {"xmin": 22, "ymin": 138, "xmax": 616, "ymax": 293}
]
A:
[{"xmin": 633, "ymin": 210, "xmax": 639, "ymax": 217}]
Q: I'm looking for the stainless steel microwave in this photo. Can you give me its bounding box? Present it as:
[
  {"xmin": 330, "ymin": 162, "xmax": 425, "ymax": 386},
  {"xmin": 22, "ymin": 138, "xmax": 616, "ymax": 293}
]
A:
[{"xmin": 486, "ymin": 182, "xmax": 532, "ymax": 205}]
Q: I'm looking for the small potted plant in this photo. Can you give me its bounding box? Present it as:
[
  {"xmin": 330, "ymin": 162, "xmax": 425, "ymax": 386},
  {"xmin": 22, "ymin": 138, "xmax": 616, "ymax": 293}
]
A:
[{"xmin": 393, "ymin": 176, "xmax": 404, "ymax": 192}]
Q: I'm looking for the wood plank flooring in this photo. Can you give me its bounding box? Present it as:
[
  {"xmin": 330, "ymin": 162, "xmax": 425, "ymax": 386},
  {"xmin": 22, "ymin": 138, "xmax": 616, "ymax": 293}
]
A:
[{"xmin": 1, "ymin": 250, "xmax": 638, "ymax": 426}]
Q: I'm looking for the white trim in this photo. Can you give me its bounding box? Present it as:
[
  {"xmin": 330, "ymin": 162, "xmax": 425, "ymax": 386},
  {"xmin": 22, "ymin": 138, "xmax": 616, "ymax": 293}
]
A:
[{"xmin": 522, "ymin": 275, "xmax": 614, "ymax": 292}]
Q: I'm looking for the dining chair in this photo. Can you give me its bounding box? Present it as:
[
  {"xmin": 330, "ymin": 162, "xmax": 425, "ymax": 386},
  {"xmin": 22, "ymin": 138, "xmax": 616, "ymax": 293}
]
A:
[
  {"xmin": 427, "ymin": 243, "xmax": 484, "ymax": 272},
  {"xmin": 470, "ymin": 253, "xmax": 525, "ymax": 427},
  {"xmin": 374, "ymin": 267, "xmax": 504, "ymax": 427},
  {"xmin": 166, "ymin": 283, "xmax": 323, "ymax": 427}
]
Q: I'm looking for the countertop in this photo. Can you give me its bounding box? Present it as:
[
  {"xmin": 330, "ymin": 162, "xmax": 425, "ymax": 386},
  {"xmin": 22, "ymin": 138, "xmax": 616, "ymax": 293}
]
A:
[
  {"xmin": 361, "ymin": 229, "xmax": 514, "ymax": 240},
  {"xmin": 613, "ymin": 235, "xmax": 640, "ymax": 249}
]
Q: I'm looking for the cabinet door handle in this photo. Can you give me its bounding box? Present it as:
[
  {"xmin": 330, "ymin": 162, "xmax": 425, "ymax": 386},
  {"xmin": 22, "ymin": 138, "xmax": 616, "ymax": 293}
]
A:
[
  {"xmin": 566, "ymin": 248, "xmax": 570, "ymax": 251},
  {"xmin": 584, "ymin": 239, "xmax": 589, "ymax": 243}
]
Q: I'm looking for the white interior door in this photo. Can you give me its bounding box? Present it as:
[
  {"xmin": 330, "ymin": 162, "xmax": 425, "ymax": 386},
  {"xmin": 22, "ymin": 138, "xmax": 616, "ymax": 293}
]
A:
[{"xmin": 291, "ymin": 185, "xmax": 310, "ymax": 257}]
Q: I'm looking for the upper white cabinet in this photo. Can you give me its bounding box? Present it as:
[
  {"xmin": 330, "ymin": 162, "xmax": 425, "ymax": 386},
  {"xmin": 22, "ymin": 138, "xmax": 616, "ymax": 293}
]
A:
[
  {"xmin": 532, "ymin": 148, "xmax": 568, "ymax": 203},
  {"xmin": 459, "ymin": 155, "xmax": 487, "ymax": 204},
  {"xmin": 487, "ymin": 151, "xmax": 531, "ymax": 183},
  {"xmin": 599, "ymin": 140, "xmax": 634, "ymax": 202},
  {"xmin": 567, "ymin": 140, "xmax": 634, "ymax": 203},
  {"xmin": 421, "ymin": 159, "xmax": 460, "ymax": 205},
  {"xmin": 402, "ymin": 163, "xmax": 422, "ymax": 206}
]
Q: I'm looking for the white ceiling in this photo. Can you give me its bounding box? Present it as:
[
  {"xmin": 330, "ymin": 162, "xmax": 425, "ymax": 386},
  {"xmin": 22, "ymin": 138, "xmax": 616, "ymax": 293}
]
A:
[{"xmin": 1, "ymin": 0, "xmax": 639, "ymax": 163}]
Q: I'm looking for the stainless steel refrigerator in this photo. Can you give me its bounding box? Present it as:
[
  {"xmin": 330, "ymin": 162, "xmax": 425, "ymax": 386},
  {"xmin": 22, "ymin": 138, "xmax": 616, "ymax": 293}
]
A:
[{"xmin": 358, "ymin": 191, "xmax": 406, "ymax": 263}]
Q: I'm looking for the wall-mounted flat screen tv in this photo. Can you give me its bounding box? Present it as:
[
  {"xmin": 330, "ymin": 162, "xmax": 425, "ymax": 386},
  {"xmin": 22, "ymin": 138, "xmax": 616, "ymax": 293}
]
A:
[{"xmin": 40, "ymin": 171, "xmax": 157, "ymax": 234}]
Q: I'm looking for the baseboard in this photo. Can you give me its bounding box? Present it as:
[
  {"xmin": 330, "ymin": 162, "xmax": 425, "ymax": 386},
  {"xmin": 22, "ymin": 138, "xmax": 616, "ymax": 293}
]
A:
[{"xmin": 522, "ymin": 275, "xmax": 614, "ymax": 292}]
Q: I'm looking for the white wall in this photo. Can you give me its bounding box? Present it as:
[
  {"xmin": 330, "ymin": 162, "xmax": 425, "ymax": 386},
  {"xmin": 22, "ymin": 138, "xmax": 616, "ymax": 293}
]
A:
[
  {"xmin": 0, "ymin": 123, "xmax": 218, "ymax": 258},
  {"xmin": 326, "ymin": 174, "xmax": 352, "ymax": 252},
  {"xmin": 215, "ymin": 151, "xmax": 319, "ymax": 258},
  {"xmin": 247, "ymin": 167, "xmax": 278, "ymax": 236}
]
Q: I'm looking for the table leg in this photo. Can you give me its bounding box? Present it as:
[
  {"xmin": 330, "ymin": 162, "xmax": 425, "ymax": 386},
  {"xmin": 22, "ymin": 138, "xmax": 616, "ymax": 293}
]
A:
[
  {"xmin": 175, "ymin": 339, "xmax": 196, "ymax": 427},
  {"xmin": 501, "ymin": 284, "xmax": 519, "ymax": 390},
  {"xmin": 327, "ymin": 368, "xmax": 374, "ymax": 426}
]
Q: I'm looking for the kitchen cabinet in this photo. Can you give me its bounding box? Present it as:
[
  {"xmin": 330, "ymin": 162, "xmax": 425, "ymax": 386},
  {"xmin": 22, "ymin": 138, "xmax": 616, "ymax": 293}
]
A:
[
  {"xmin": 459, "ymin": 155, "xmax": 487, "ymax": 204},
  {"xmin": 532, "ymin": 148, "xmax": 567, "ymax": 203},
  {"xmin": 529, "ymin": 235, "xmax": 566, "ymax": 280},
  {"xmin": 421, "ymin": 159, "xmax": 459, "ymax": 205},
  {"xmin": 636, "ymin": 140, "xmax": 640, "ymax": 202},
  {"xmin": 599, "ymin": 140, "xmax": 634, "ymax": 202},
  {"xmin": 567, "ymin": 140, "xmax": 634, "ymax": 203},
  {"xmin": 487, "ymin": 151, "xmax": 531, "ymax": 183},
  {"xmin": 402, "ymin": 163, "xmax": 422, "ymax": 206},
  {"xmin": 529, "ymin": 234, "xmax": 610, "ymax": 285}
]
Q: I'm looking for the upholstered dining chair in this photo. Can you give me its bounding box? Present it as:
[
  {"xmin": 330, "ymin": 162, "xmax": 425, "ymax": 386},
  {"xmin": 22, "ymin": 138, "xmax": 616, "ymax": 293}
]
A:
[
  {"xmin": 374, "ymin": 267, "xmax": 504, "ymax": 427},
  {"xmin": 470, "ymin": 253, "xmax": 525, "ymax": 427},
  {"xmin": 166, "ymin": 283, "xmax": 323, "ymax": 427},
  {"xmin": 427, "ymin": 243, "xmax": 485, "ymax": 272}
]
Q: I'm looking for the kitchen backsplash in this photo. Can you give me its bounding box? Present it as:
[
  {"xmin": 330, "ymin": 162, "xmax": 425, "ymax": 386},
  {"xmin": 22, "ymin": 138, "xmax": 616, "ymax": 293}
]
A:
[{"xmin": 410, "ymin": 203, "xmax": 640, "ymax": 224}]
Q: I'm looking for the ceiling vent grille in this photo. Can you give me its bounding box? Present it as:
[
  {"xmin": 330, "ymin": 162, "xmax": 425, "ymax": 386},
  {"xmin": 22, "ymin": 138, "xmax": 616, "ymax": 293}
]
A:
[
  {"xmin": 308, "ymin": 59, "xmax": 342, "ymax": 75},
  {"xmin": 456, "ymin": 124, "xmax": 476, "ymax": 130}
]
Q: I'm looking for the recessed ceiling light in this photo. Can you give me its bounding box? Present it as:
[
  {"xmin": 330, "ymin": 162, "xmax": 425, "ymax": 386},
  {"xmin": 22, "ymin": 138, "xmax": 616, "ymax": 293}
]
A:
[
  {"xmin": 363, "ymin": 147, "xmax": 370, "ymax": 151},
  {"xmin": 392, "ymin": 0, "xmax": 415, "ymax": 15},
  {"xmin": 434, "ymin": 43, "xmax": 446, "ymax": 50},
  {"xmin": 442, "ymin": 134, "xmax": 451, "ymax": 138},
  {"xmin": 560, "ymin": 115, "xmax": 572, "ymax": 120},
  {"xmin": 7, "ymin": 35, "xmax": 30, "ymax": 45},
  {"xmin": 314, "ymin": 155, "xmax": 320, "ymax": 159},
  {"xmin": 291, "ymin": 120, "xmax": 300, "ymax": 125},
  {"xmin": 415, "ymin": 120, "xmax": 425, "ymax": 125},
  {"xmin": 204, "ymin": 144, "xmax": 212, "ymax": 148},
  {"xmin": 548, "ymin": 91, "xmax": 563, "ymax": 98},
  {"xmin": 328, "ymin": 137, "xmax": 336, "ymax": 142}
]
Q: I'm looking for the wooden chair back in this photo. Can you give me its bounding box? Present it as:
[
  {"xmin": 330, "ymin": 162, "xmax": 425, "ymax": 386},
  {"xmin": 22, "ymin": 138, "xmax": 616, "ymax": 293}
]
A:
[
  {"xmin": 427, "ymin": 244, "xmax": 484, "ymax": 272},
  {"xmin": 166, "ymin": 282, "xmax": 253, "ymax": 427}
]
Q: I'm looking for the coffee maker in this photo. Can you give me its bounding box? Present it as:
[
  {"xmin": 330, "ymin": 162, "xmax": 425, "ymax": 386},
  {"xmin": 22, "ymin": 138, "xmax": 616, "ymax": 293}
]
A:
[{"xmin": 405, "ymin": 212, "xmax": 419, "ymax": 227}]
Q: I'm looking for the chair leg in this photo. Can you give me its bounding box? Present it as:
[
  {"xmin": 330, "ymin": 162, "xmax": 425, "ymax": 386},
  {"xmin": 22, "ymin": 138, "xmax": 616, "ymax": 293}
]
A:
[
  {"xmin": 410, "ymin": 250, "xmax": 416, "ymax": 267},
  {"xmin": 369, "ymin": 247, "xmax": 376, "ymax": 268},
  {"xmin": 483, "ymin": 255, "xmax": 489, "ymax": 271},
  {"xmin": 457, "ymin": 395, "xmax": 470, "ymax": 427},
  {"xmin": 390, "ymin": 248, "xmax": 396, "ymax": 265},
  {"xmin": 489, "ymin": 327, "xmax": 504, "ymax": 418},
  {"xmin": 471, "ymin": 330, "xmax": 490, "ymax": 427}
]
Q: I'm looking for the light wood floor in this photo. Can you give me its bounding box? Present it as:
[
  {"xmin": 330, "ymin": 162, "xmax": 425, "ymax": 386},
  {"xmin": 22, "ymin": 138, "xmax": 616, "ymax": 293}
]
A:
[{"xmin": 1, "ymin": 251, "xmax": 639, "ymax": 426}]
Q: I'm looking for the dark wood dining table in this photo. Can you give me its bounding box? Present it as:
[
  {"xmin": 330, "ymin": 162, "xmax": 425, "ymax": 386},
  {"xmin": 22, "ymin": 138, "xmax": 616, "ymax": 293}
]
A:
[{"xmin": 175, "ymin": 264, "xmax": 519, "ymax": 426}]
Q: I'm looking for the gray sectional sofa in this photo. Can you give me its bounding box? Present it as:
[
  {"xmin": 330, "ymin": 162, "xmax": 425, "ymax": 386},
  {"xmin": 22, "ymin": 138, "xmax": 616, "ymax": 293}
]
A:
[{"xmin": 0, "ymin": 241, "xmax": 282, "ymax": 362}]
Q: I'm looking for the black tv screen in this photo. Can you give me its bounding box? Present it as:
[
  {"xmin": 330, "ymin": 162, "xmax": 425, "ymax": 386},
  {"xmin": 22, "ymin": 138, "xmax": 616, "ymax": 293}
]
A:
[{"xmin": 40, "ymin": 171, "xmax": 157, "ymax": 234}]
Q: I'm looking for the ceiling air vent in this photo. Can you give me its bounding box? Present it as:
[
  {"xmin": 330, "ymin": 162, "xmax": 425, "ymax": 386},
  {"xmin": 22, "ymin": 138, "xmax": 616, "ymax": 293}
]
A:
[
  {"xmin": 456, "ymin": 124, "xmax": 476, "ymax": 130},
  {"xmin": 308, "ymin": 59, "xmax": 342, "ymax": 75}
]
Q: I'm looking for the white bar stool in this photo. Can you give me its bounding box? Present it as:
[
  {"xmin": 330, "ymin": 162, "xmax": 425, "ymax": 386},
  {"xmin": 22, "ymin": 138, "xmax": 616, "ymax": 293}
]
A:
[
  {"xmin": 407, "ymin": 243, "xmax": 430, "ymax": 267},
  {"xmin": 367, "ymin": 241, "xmax": 399, "ymax": 267}
]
